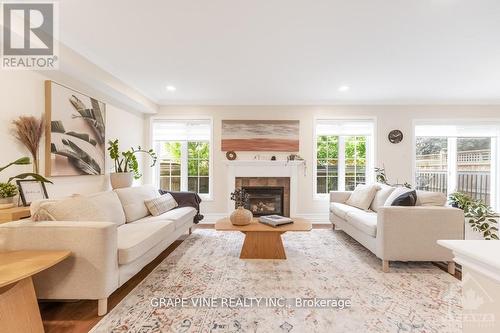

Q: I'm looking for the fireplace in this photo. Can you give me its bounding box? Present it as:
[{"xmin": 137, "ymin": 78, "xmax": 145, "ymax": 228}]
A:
[
  {"xmin": 235, "ymin": 176, "xmax": 290, "ymax": 216},
  {"xmin": 243, "ymin": 186, "xmax": 284, "ymax": 216}
]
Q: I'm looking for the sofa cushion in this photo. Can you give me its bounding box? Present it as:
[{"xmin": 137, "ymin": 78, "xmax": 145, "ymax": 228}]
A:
[
  {"xmin": 117, "ymin": 220, "xmax": 175, "ymax": 264},
  {"xmin": 345, "ymin": 184, "xmax": 379, "ymax": 211},
  {"xmin": 345, "ymin": 210, "xmax": 378, "ymax": 237},
  {"xmin": 145, "ymin": 193, "xmax": 178, "ymax": 216},
  {"xmin": 84, "ymin": 191, "xmax": 126, "ymax": 225},
  {"xmin": 416, "ymin": 190, "xmax": 447, "ymax": 206},
  {"xmin": 370, "ymin": 184, "xmax": 395, "ymax": 212},
  {"xmin": 134, "ymin": 207, "xmax": 196, "ymax": 230},
  {"xmin": 330, "ymin": 202, "xmax": 361, "ymax": 220},
  {"xmin": 114, "ymin": 185, "xmax": 160, "ymax": 223}
]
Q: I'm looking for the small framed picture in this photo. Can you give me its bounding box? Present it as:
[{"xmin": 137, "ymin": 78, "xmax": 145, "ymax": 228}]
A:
[{"xmin": 16, "ymin": 180, "xmax": 49, "ymax": 206}]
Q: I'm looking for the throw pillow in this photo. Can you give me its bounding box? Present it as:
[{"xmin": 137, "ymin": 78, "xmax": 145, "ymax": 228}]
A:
[
  {"xmin": 33, "ymin": 196, "xmax": 108, "ymax": 222},
  {"xmin": 114, "ymin": 185, "xmax": 160, "ymax": 222},
  {"xmin": 31, "ymin": 199, "xmax": 59, "ymax": 220},
  {"xmin": 345, "ymin": 184, "xmax": 380, "ymax": 211},
  {"xmin": 370, "ymin": 184, "xmax": 395, "ymax": 212},
  {"xmin": 145, "ymin": 193, "xmax": 178, "ymax": 216},
  {"xmin": 84, "ymin": 191, "xmax": 126, "ymax": 225},
  {"xmin": 384, "ymin": 187, "xmax": 416, "ymax": 206},
  {"xmin": 391, "ymin": 190, "xmax": 417, "ymax": 206}
]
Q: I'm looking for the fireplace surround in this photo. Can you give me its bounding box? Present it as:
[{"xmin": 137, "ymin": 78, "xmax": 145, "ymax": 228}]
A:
[{"xmin": 226, "ymin": 160, "xmax": 304, "ymax": 218}]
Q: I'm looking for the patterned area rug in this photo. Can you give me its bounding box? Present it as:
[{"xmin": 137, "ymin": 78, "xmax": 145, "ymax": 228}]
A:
[{"xmin": 91, "ymin": 230, "xmax": 462, "ymax": 333}]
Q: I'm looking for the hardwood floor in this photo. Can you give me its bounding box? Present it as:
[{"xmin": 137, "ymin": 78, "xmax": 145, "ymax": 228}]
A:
[
  {"xmin": 39, "ymin": 223, "xmax": 458, "ymax": 332},
  {"xmin": 40, "ymin": 238, "xmax": 185, "ymax": 333}
]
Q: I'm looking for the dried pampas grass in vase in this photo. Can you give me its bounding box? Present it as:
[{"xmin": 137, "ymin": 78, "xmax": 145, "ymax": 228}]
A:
[{"xmin": 12, "ymin": 116, "xmax": 45, "ymax": 173}]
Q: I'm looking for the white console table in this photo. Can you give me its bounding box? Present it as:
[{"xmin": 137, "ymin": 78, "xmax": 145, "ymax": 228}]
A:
[{"xmin": 438, "ymin": 240, "xmax": 500, "ymax": 333}]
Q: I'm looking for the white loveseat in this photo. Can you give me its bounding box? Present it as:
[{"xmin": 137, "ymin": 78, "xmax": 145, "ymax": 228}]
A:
[
  {"xmin": 0, "ymin": 185, "xmax": 196, "ymax": 315},
  {"xmin": 329, "ymin": 185, "xmax": 464, "ymax": 273}
]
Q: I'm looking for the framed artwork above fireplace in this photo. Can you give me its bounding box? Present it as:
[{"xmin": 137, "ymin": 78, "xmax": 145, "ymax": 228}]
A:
[{"xmin": 221, "ymin": 120, "xmax": 299, "ymax": 152}]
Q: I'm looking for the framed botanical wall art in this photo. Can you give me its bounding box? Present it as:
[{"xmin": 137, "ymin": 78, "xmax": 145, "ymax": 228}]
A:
[
  {"xmin": 45, "ymin": 81, "xmax": 106, "ymax": 176},
  {"xmin": 221, "ymin": 120, "xmax": 300, "ymax": 152}
]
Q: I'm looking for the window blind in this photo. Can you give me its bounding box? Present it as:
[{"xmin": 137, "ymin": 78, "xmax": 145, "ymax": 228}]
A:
[
  {"xmin": 415, "ymin": 121, "xmax": 500, "ymax": 137},
  {"xmin": 316, "ymin": 119, "xmax": 374, "ymax": 136},
  {"xmin": 153, "ymin": 119, "xmax": 211, "ymax": 141}
]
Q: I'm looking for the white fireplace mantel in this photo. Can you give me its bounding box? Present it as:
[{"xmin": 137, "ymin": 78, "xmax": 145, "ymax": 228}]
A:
[{"xmin": 225, "ymin": 160, "xmax": 306, "ymax": 216}]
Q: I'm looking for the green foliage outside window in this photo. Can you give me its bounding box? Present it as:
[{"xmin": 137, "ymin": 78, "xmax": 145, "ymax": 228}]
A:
[
  {"xmin": 164, "ymin": 142, "xmax": 182, "ymax": 160},
  {"xmin": 316, "ymin": 135, "xmax": 367, "ymax": 193},
  {"xmin": 160, "ymin": 141, "xmax": 210, "ymax": 194}
]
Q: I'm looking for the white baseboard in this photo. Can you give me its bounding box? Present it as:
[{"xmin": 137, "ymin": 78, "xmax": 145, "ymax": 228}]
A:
[
  {"xmin": 199, "ymin": 213, "xmax": 228, "ymax": 224},
  {"xmin": 200, "ymin": 213, "xmax": 330, "ymax": 224},
  {"xmin": 294, "ymin": 213, "xmax": 330, "ymax": 224}
]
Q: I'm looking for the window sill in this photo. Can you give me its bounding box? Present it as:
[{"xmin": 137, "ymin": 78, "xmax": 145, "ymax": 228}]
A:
[
  {"xmin": 313, "ymin": 194, "xmax": 329, "ymax": 201},
  {"xmin": 199, "ymin": 194, "xmax": 214, "ymax": 202}
]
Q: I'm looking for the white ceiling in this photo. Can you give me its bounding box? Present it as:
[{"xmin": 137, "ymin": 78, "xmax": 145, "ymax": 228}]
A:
[{"xmin": 60, "ymin": 0, "xmax": 500, "ymax": 105}]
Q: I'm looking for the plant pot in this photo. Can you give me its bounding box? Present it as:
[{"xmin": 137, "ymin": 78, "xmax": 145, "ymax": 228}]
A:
[
  {"xmin": 110, "ymin": 172, "xmax": 134, "ymax": 189},
  {"xmin": 230, "ymin": 206, "xmax": 253, "ymax": 226},
  {"xmin": 0, "ymin": 196, "xmax": 15, "ymax": 210}
]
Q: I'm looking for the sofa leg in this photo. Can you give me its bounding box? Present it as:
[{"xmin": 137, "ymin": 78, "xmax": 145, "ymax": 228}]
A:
[
  {"xmin": 188, "ymin": 227, "xmax": 192, "ymax": 235},
  {"xmin": 382, "ymin": 260, "xmax": 390, "ymax": 273},
  {"xmin": 332, "ymin": 224, "xmax": 336, "ymax": 230},
  {"xmin": 448, "ymin": 262, "xmax": 456, "ymax": 275},
  {"xmin": 98, "ymin": 298, "xmax": 108, "ymax": 316}
]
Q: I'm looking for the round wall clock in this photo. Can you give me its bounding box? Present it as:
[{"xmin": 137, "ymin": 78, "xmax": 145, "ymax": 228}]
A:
[
  {"xmin": 226, "ymin": 151, "xmax": 237, "ymax": 160},
  {"xmin": 388, "ymin": 130, "xmax": 403, "ymax": 144}
]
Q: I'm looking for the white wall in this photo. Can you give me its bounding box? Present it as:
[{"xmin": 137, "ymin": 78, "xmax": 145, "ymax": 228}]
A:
[
  {"xmin": 0, "ymin": 70, "xmax": 146, "ymax": 198},
  {"xmin": 150, "ymin": 105, "xmax": 500, "ymax": 222}
]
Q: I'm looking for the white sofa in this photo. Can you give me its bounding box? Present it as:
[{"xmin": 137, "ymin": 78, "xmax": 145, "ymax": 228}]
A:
[
  {"xmin": 0, "ymin": 185, "xmax": 196, "ymax": 315},
  {"xmin": 329, "ymin": 185, "xmax": 464, "ymax": 273}
]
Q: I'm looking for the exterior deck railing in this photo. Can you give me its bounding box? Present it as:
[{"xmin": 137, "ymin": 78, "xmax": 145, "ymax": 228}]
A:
[{"xmin": 416, "ymin": 171, "xmax": 490, "ymax": 204}]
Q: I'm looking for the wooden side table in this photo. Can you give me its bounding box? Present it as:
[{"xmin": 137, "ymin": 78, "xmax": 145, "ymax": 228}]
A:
[
  {"xmin": 0, "ymin": 250, "xmax": 71, "ymax": 333},
  {"xmin": 0, "ymin": 206, "xmax": 31, "ymax": 224}
]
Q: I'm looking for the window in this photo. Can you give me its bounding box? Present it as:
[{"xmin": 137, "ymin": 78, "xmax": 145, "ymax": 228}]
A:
[
  {"xmin": 415, "ymin": 122, "xmax": 499, "ymax": 209},
  {"xmin": 315, "ymin": 120, "xmax": 374, "ymax": 194},
  {"xmin": 153, "ymin": 119, "xmax": 212, "ymax": 197}
]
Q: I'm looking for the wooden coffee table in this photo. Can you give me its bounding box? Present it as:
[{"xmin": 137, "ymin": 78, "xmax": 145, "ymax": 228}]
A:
[{"xmin": 215, "ymin": 217, "xmax": 312, "ymax": 259}]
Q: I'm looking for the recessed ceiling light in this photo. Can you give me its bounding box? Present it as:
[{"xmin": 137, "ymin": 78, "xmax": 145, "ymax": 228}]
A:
[
  {"xmin": 338, "ymin": 85, "xmax": 350, "ymax": 92},
  {"xmin": 166, "ymin": 85, "xmax": 176, "ymax": 92}
]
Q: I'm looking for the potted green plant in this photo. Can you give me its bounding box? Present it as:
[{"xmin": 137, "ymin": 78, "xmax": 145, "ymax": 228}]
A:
[
  {"xmin": 375, "ymin": 166, "xmax": 412, "ymax": 188},
  {"xmin": 0, "ymin": 183, "xmax": 18, "ymax": 208},
  {"xmin": 449, "ymin": 192, "xmax": 499, "ymax": 240},
  {"xmin": 465, "ymin": 200, "xmax": 499, "ymax": 240},
  {"xmin": 107, "ymin": 139, "xmax": 157, "ymax": 189},
  {"xmin": 0, "ymin": 157, "xmax": 52, "ymax": 209},
  {"xmin": 448, "ymin": 191, "xmax": 473, "ymax": 209},
  {"xmin": 229, "ymin": 189, "xmax": 253, "ymax": 226}
]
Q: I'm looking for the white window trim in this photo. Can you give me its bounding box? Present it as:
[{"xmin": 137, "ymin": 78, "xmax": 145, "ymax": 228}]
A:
[
  {"xmin": 413, "ymin": 119, "xmax": 500, "ymax": 211},
  {"xmin": 338, "ymin": 137, "xmax": 346, "ymax": 191},
  {"xmin": 313, "ymin": 117, "xmax": 376, "ymax": 200},
  {"xmin": 150, "ymin": 116, "xmax": 214, "ymax": 201}
]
